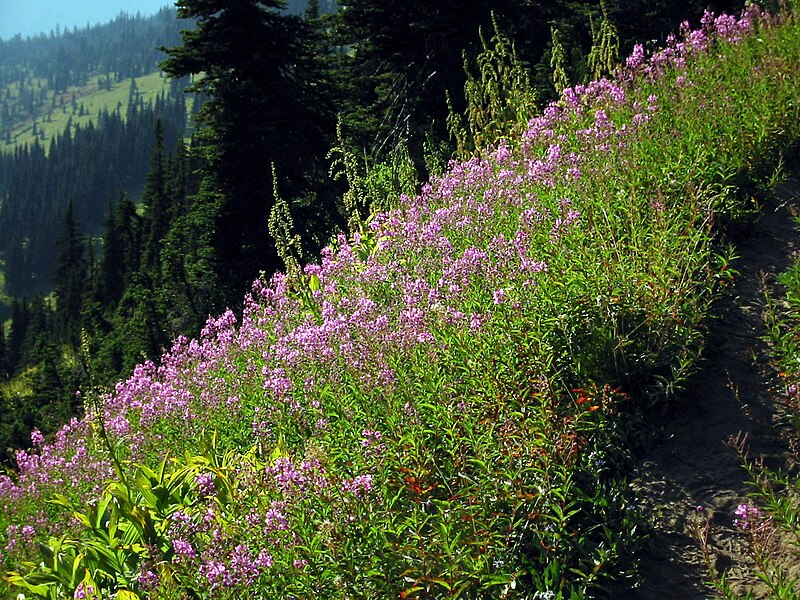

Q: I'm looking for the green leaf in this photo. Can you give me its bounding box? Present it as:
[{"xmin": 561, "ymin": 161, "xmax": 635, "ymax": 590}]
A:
[
  {"xmin": 270, "ymin": 436, "xmax": 289, "ymax": 462},
  {"xmin": 72, "ymin": 510, "xmax": 93, "ymax": 529},
  {"xmin": 428, "ymin": 578, "xmax": 453, "ymax": 591},
  {"xmin": 5, "ymin": 570, "xmax": 53, "ymax": 596},
  {"xmin": 95, "ymin": 494, "xmax": 114, "ymax": 529},
  {"xmin": 67, "ymin": 552, "xmax": 84, "ymax": 587},
  {"xmin": 48, "ymin": 493, "xmax": 75, "ymax": 510},
  {"xmin": 133, "ymin": 471, "xmax": 160, "ymax": 510},
  {"xmin": 79, "ymin": 570, "xmax": 102, "ymax": 599}
]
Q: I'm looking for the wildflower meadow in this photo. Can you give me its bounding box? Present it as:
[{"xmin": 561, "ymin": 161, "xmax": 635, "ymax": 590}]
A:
[{"xmin": 3, "ymin": 3, "xmax": 800, "ymax": 598}]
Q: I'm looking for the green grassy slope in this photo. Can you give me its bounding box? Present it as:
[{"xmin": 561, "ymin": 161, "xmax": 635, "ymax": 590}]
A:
[{"xmin": 1, "ymin": 71, "xmax": 177, "ymax": 153}]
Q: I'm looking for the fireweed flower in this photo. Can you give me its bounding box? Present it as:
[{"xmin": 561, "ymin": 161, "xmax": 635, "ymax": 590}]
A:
[
  {"xmin": 493, "ymin": 288, "xmax": 508, "ymax": 304},
  {"xmin": 341, "ymin": 474, "xmax": 375, "ymax": 499},
  {"xmin": 263, "ymin": 506, "xmax": 289, "ymax": 533},
  {"xmin": 199, "ymin": 560, "xmax": 228, "ymax": 590},
  {"xmin": 136, "ymin": 568, "xmax": 159, "ymax": 590},
  {"xmin": 73, "ymin": 583, "xmax": 95, "ymax": 599},
  {"xmin": 172, "ymin": 538, "xmax": 197, "ymax": 562},
  {"xmin": 734, "ymin": 503, "xmax": 761, "ymax": 529},
  {"xmin": 361, "ymin": 429, "xmax": 383, "ymax": 447},
  {"xmin": 194, "ymin": 472, "xmax": 216, "ymax": 496}
]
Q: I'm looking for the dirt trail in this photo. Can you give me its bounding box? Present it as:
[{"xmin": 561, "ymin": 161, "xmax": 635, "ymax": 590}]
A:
[{"xmin": 608, "ymin": 172, "xmax": 800, "ymax": 599}]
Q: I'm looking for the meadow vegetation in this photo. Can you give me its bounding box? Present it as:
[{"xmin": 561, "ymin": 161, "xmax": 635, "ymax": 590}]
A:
[
  {"xmin": 2, "ymin": 4, "xmax": 800, "ymax": 598},
  {"xmin": 0, "ymin": 71, "xmax": 179, "ymax": 154}
]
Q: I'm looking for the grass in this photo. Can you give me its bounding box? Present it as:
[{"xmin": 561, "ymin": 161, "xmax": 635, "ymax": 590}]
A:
[
  {"xmin": 1, "ymin": 5, "xmax": 800, "ymax": 600},
  {"xmin": 1, "ymin": 71, "xmax": 174, "ymax": 154}
]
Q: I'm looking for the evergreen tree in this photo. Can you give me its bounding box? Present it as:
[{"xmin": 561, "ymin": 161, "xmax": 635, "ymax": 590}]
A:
[
  {"xmin": 305, "ymin": 0, "xmax": 321, "ymax": 20},
  {"xmin": 94, "ymin": 194, "xmax": 142, "ymax": 307},
  {"xmin": 0, "ymin": 389, "xmax": 36, "ymax": 465},
  {"xmin": 142, "ymin": 120, "xmax": 170, "ymax": 273},
  {"xmin": 161, "ymin": 0, "xmax": 336, "ymax": 312},
  {"xmin": 18, "ymin": 297, "xmax": 50, "ymax": 369},
  {"xmin": 30, "ymin": 344, "xmax": 69, "ymax": 432},
  {"xmin": 0, "ymin": 93, "xmax": 187, "ymax": 299},
  {"xmin": 7, "ymin": 299, "xmax": 29, "ymax": 373},
  {"xmin": 109, "ymin": 272, "xmax": 167, "ymax": 375},
  {"xmin": 53, "ymin": 201, "xmax": 87, "ymax": 345},
  {"xmin": 0, "ymin": 320, "xmax": 7, "ymax": 378},
  {"xmin": 165, "ymin": 137, "xmax": 190, "ymax": 215},
  {"xmin": 333, "ymin": 0, "xmax": 549, "ymax": 163},
  {"xmin": 158, "ymin": 138, "xmax": 205, "ymax": 337}
]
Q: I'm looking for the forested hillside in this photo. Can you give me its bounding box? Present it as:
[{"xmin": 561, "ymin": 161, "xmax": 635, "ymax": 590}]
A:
[
  {"xmin": 0, "ymin": 8, "xmax": 187, "ymax": 145},
  {"xmin": 0, "ymin": 0, "xmax": 741, "ymax": 470}
]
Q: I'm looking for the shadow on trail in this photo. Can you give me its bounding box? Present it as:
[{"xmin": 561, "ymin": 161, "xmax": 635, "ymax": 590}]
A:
[{"xmin": 608, "ymin": 169, "xmax": 800, "ymax": 599}]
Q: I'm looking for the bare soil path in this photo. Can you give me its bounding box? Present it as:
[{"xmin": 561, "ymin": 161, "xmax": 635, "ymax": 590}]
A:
[{"xmin": 607, "ymin": 171, "xmax": 800, "ymax": 599}]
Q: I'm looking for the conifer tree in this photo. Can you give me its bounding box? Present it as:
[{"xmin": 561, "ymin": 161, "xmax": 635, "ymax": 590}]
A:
[
  {"xmin": 305, "ymin": 0, "xmax": 321, "ymax": 20},
  {"xmin": 161, "ymin": 0, "xmax": 335, "ymax": 312},
  {"xmin": 334, "ymin": 0, "xmax": 549, "ymax": 163},
  {"xmin": 110, "ymin": 272, "xmax": 167, "ymax": 374},
  {"xmin": 165, "ymin": 138, "xmax": 190, "ymax": 215},
  {"xmin": 6, "ymin": 299, "xmax": 29, "ymax": 373},
  {"xmin": 53, "ymin": 201, "xmax": 87, "ymax": 345},
  {"xmin": 19, "ymin": 297, "xmax": 51, "ymax": 368},
  {"xmin": 94, "ymin": 194, "xmax": 142, "ymax": 307},
  {"xmin": 142, "ymin": 119, "xmax": 170, "ymax": 273},
  {"xmin": 0, "ymin": 320, "xmax": 7, "ymax": 378}
]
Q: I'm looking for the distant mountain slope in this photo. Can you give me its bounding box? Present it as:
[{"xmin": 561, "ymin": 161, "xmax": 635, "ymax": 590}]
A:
[
  {"xmin": 0, "ymin": 8, "xmax": 190, "ymax": 143},
  {"xmin": 0, "ymin": 9, "xmax": 193, "ymax": 298},
  {"xmin": 0, "ymin": 70, "xmax": 190, "ymax": 154}
]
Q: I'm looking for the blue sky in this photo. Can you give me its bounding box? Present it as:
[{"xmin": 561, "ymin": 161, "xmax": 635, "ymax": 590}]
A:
[{"xmin": 0, "ymin": 0, "xmax": 174, "ymax": 41}]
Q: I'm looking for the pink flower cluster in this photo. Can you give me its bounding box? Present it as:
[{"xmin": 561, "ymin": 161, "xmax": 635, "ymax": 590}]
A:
[{"xmin": 734, "ymin": 503, "xmax": 762, "ymax": 530}]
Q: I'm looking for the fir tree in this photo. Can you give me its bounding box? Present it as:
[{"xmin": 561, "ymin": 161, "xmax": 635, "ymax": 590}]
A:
[
  {"xmin": 7, "ymin": 299, "xmax": 29, "ymax": 373},
  {"xmin": 53, "ymin": 201, "xmax": 87, "ymax": 345},
  {"xmin": 19, "ymin": 297, "xmax": 51, "ymax": 369},
  {"xmin": 94, "ymin": 194, "xmax": 142, "ymax": 307},
  {"xmin": 333, "ymin": 1, "xmax": 545, "ymax": 163},
  {"xmin": 0, "ymin": 320, "xmax": 7, "ymax": 378},
  {"xmin": 162, "ymin": 0, "xmax": 336, "ymax": 312},
  {"xmin": 142, "ymin": 119, "xmax": 170, "ymax": 273}
]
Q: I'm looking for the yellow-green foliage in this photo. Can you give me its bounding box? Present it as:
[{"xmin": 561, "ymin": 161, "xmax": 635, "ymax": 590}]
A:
[
  {"xmin": 0, "ymin": 258, "xmax": 9, "ymax": 306},
  {"xmin": 447, "ymin": 15, "xmax": 538, "ymax": 158},
  {"xmin": 588, "ymin": 0, "xmax": 620, "ymax": 81},
  {"xmin": 550, "ymin": 26, "xmax": 571, "ymax": 95},
  {"xmin": 328, "ymin": 119, "xmax": 419, "ymax": 235},
  {"xmin": 0, "ymin": 365, "xmax": 37, "ymax": 398}
]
